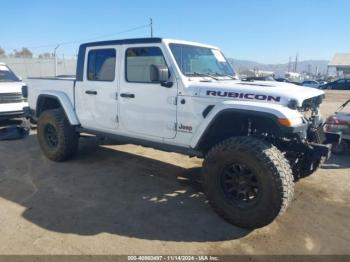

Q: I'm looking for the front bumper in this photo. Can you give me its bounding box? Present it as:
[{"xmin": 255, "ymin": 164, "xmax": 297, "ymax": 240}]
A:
[
  {"xmin": 23, "ymin": 106, "xmax": 37, "ymax": 120},
  {"xmin": 0, "ymin": 110, "xmax": 24, "ymax": 120},
  {"xmin": 281, "ymin": 122, "xmax": 340, "ymax": 161},
  {"xmin": 308, "ymin": 143, "xmax": 332, "ymax": 161},
  {"xmin": 306, "ymin": 125, "xmax": 341, "ymax": 160}
]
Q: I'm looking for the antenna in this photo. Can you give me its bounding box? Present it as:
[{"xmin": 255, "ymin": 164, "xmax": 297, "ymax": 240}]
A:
[{"xmin": 150, "ymin": 18, "xmax": 153, "ymax": 37}]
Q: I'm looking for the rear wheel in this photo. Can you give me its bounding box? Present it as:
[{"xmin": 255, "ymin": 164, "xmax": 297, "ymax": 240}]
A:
[
  {"xmin": 202, "ymin": 137, "xmax": 294, "ymax": 229},
  {"xmin": 37, "ymin": 109, "xmax": 79, "ymax": 161}
]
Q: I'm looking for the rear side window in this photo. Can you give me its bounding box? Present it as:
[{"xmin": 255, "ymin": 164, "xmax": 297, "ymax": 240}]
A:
[
  {"xmin": 126, "ymin": 47, "xmax": 166, "ymax": 83},
  {"xmin": 87, "ymin": 49, "xmax": 116, "ymax": 81}
]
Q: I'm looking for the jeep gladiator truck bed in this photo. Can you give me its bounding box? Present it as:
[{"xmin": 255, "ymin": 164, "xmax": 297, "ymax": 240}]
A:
[{"xmin": 24, "ymin": 37, "xmax": 338, "ymax": 229}]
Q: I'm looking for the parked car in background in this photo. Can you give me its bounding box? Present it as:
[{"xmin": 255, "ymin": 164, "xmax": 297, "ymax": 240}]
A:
[
  {"xmin": 302, "ymin": 80, "xmax": 321, "ymax": 88},
  {"xmin": 316, "ymin": 80, "xmax": 328, "ymax": 85},
  {"xmin": 241, "ymin": 76, "xmax": 275, "ymax": 81},
  {"xmin": 0, "ymin": 63, "xmax": 28, "ymax": 121},
  {"xmin": 275, "ymin": 77, "xmax": 290, "ymax": 83},
  {"xmin": 274, "ymin": 78, "xmax": 301, "ymax": 86},
  {"xmin": 291, "ymin": 81, "xmax": 302, "ymax": 86},
  {"xmin": 320, "ymin": 79, "xmax": 350, "ymax": 90},
  {"xmin": 324, "ymin": 99, "xmax": 350, "ymax": 154}
]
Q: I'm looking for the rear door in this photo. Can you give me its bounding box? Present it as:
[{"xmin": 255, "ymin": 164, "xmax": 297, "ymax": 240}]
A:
[
  {"xmin": 118, "ymin": 45, "xmax": 177, "ymax": 139},
  {"xmin": 75, "ymin": 47, "xmax": 119, "ymax": 131}
]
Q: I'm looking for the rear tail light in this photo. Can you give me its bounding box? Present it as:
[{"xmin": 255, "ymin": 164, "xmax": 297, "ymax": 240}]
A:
[
  {"xmin": 324, "ymin": 115, "xmax": 349, "ymax": 132},
  {"xmin": 325, "ymin": 115, "xmax": 349, "ymax": 125}
]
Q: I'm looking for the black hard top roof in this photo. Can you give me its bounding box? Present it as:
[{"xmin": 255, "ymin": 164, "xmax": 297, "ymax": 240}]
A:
[{"xmin": 79, "ymin": 37, "xmax": 162, "ymax": 48}]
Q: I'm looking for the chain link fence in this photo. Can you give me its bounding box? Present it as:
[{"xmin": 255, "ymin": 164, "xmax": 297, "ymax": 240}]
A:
[{"xmin": 1, "ymin": 58, "xmax": 77, "ymax": 79}]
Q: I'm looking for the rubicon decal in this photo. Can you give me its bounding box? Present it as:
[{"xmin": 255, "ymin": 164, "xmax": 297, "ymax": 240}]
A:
[{"xmin": 206, "ymin": 91, "xmax": 281, "ymax": 102}]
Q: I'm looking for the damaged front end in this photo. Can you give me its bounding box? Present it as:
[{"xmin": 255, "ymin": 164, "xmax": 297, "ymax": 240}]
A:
[
  {"xmin": 279, "ymin": 94, "xmax": 340, "ymax": 180},
  {"xmin": 299, "ymin": 95, "xmax": 341, "ymax": 144}
]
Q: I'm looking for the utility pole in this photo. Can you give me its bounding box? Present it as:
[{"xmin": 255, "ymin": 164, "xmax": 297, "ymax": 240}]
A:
[
  {"xmin": 150, "ymin": 18, "xmax": 153, "ymax": 37},
  {"xmin": 293, "ymin": 52, "xmax": 298, "ymax": 73},
  {"xmin": 288, "ymin": 56, "xmax": 292, "ymax": 72},
  {"xmin": 54, "ymin": 44, "xmax": 60, "ymax": 77}
]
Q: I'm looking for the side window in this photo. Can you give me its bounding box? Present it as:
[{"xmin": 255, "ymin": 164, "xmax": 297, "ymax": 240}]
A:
[
  {"xmin": 337, "ymin": 79, "xmax": 345, "ymax": 84},
  {"xmin": 87, "ymin": 49, "xmax": 116, "ymax": 81},
  {"xmin": 126, "ymin": 47, "xmax": 166, "ymax": 83}
]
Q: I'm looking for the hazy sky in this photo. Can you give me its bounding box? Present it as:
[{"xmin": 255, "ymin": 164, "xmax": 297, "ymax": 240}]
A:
[{"xmin": 1, "ymin": 0, "xmax": 349, "ymax": 63}]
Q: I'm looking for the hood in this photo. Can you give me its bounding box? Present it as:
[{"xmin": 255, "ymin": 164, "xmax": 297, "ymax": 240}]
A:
[
  {"xmin": 192, "ymin": 80, "xmax": 324, "ymax": 107},
  {"xmin": 0, "ymin": 81, "xmax": 25, "ymax": 94}
]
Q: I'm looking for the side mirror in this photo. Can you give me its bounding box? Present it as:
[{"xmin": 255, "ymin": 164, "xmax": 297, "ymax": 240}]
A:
[{"xmin": 150, "ymin": 64, "xmax": 173, "ymax": 87}]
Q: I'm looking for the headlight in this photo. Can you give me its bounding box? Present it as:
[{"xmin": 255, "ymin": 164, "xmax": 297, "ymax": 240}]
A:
[
  {"xmin": 21, "ymin": 85, "xmax": 28, "ymax": 98},
  {"xmin": 288, "ymin": 99, "xmax": 298, "ymax": 109}
]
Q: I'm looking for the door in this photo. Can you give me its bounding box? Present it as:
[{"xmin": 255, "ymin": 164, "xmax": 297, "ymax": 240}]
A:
[
  {"xmin": 119, "ymin": 45, "xmax": 177, "ymax": 139},
  {"xmin": 75, "ymin": 47, "xmax": 119, "ymax": 131}
]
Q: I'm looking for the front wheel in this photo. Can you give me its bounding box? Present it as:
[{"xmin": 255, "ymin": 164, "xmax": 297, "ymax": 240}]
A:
[
  {"xmin": 37, "ymin": 109, "xmax": 79, "ymax": 161},
  {"xmin": 202, "ymin": 137, "xmax": 294, "ymax": 229}
]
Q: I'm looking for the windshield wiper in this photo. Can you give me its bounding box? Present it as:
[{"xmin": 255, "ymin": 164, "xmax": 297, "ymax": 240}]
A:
[{"xmin": 190, "ymin": 72, "xmax": 219, "ymax": 81}]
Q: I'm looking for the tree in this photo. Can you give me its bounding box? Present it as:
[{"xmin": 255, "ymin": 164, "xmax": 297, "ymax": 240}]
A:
[
  {"xmin": 14, "ymin": 47, "xmax": 33, "ymax": 58},
  {"xmin": 0, "ymin": 47, "xmax": 6, "ymax": 57},
  {"xmin": 38, "ymin": 52, "xmax": 53, "ymax": 59}
]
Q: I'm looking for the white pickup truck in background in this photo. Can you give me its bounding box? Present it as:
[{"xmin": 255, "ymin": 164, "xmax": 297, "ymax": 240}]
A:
[{"xmin": 0, "ymin": 63, "xmax": 28, "ymax": 121}]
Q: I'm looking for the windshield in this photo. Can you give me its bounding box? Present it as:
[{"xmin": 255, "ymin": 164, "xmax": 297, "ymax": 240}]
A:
[
  {"xmin": 0, "ymin": 65, "xmax": 20, "ymax": 82},
  {"xmin": 169, "ymin": 43, "xmax": 235, "ymax": 78}
]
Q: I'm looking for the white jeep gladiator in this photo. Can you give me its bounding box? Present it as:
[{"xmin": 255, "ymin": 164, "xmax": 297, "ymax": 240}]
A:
[
  {"xmin": 24, "ymin": 38, "xmax": 338, "ymax": 229},
  {"xmin": 0, "ymin": 63, "xmax": 28, "ymax": 121}
]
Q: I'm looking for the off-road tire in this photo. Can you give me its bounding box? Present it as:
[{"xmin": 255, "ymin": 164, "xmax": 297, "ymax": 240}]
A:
[
  {"xmin": 37, "ymin": 109, "xmax": 79, "ymax": 162},
  {"xmin": 202, "ymin": 136, "xmax": 294, "ymax": 229}
]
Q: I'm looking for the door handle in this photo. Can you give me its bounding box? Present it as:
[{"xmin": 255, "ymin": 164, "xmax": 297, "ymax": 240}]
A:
[
  {"xmin": 85, "ymin": 90, "xmax": 97, "ymax": 95},
  {"xmin": 120, "ymin": 93, "xmax": 135, "ymax": 98}
]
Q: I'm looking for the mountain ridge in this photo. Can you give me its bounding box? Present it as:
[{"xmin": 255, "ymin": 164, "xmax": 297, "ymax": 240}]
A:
[{"xmin": 228, "ymin": 58, "xmax": 329, "ymax": 75}]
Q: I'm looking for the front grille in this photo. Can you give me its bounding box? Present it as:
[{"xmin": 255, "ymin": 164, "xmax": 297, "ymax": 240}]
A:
[
  {"xmin": 0, "ymin": 93, "xmax": 25, "ymax": 104},
  {"xmin": 301, "ymin": 95, "xmax": 325, "ymax": 110}
]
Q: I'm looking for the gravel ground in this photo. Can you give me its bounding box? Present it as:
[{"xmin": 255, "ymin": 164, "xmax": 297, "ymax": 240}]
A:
[{"xmin": 0, "ymin": 90, "xmax": 349, "ymax": 255}]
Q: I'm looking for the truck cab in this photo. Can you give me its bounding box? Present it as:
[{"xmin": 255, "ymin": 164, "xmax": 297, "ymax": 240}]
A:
[{"xmin": 25, "ymin": 38, "xmax": 338, "ymax": 229}]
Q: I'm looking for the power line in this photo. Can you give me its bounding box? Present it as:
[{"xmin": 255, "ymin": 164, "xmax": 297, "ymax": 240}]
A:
[{"xmin": 1, "ymin": 23, "xmax": 150, "ymax": 51}]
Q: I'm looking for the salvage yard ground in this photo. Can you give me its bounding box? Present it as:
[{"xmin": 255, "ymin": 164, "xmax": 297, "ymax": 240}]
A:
[{"xmin": 0, "ymin": 90, "xmax": 349, "ymax": 255}]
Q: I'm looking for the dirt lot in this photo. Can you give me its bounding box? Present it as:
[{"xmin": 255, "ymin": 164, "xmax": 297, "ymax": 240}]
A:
[{"xmin": 0, "ymin": 90, "xmax": 349, "ymax": 255}]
